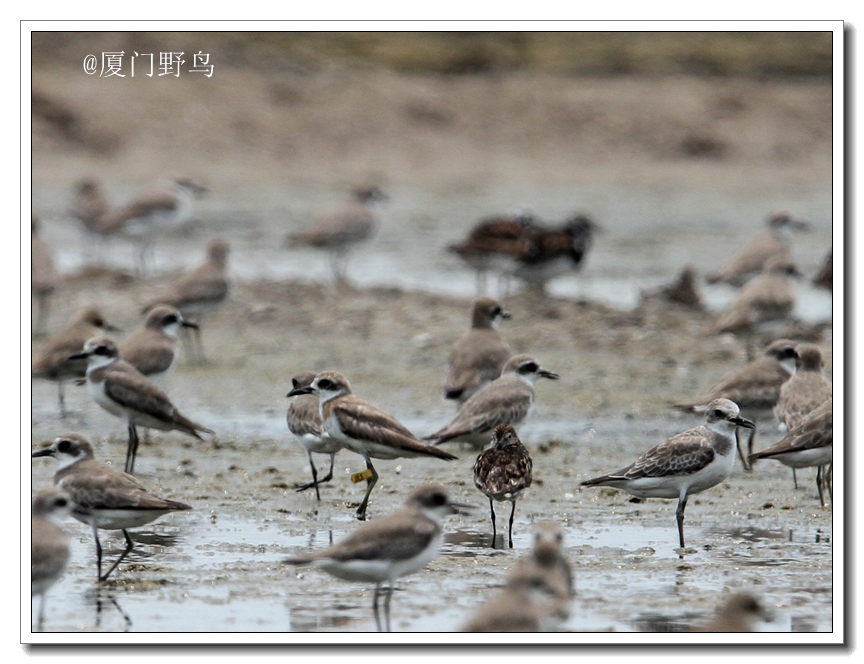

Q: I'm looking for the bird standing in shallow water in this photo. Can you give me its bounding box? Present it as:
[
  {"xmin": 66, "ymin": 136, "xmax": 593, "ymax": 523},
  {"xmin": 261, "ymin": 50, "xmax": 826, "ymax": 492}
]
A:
[
  {"xmin": 31, "ymin": 489, "xmax": 72, "ymax": 630},
  {"xmin": 473, "ymin": 424, "xmax": 533, "ymax": 548},
  {"xmin": 283, "ymin": 484, "xmax": 469, "ymax": 632},
  {"xmin": 581, "ymin": 398, "xmax": 755, "ymax": 549}
]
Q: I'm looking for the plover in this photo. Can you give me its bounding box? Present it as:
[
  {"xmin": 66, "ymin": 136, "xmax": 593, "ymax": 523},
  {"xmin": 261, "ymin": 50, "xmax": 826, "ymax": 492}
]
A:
[
  {"xmin": 706, "ymin": 212, "xmax": 809, "ymax": 286},
  {"xmin": 69, "ymin": 177, "xmax": 111, "ymax": 238},
  {"xmin": 32, "ymin": 307, "xmax": 121, "ymax": 416},
  {"xmin": 119, "ymin": 305, "xmax": 198, "ymax": 382},
  {"xmin": 751, "ymin": 397, "xmax": 832, "ymax": 506},
  {"xmin": 426, "ymin": 354, "xmax": 559, "ymax": 448},
  {"xmin": 32, "ymin": 433, "xmax": 192, "ymax": 581},
  {"xmin": 458, "ymin": 558, "xmax": 570, "ymax": 633},
  {"xmin": 31, "ymin": 216, "xmax": 60, "ymax": 336},
  {"xmin": 284, "ymin": 484, "xmax": 469, "ymax": 632},
  {"xmin": 444, "ymin": 297, "xmax": 512, "ymax": 404},
  {"xmin": 447, "ymin": 210, "xmax": 537, "ymax": 295},
  {"xmin": 286, "ymin": 371, "xmax": 343, "ymax": 501},
  {"xmin": 775, "ymin": 343, "xmax": 832, "ymax": 431},
  {"xmin": 70, "ymin": 336, "xmax": 213, "ymax": 474},
  {"xmin": 472, "ymin": 424, "xmax": 533, "ymax": 548},
  {"xmin": 510, "ymin": 520, "xmax": 574, "ymax": 599},
  {"xmin": 99, "ymin": 177, "xmax": 207, "ymax": 275},
  {"xmin": 287, "ymin": 185, "xmax": 386, "ymax": 283},
  {"xmin": 813, "ymin": 249, "xmax": 832, "ymax": 291},
  {"xmin": 692, "ymin": 592, "xmax": 775, "ymax": 632},
  {"xmin": 773, "ymin": 342, "xmax": 832, "ymax": 490},
  {"xmin": 142, "ymin": 239, "xmax": 230, "ymax": 363},
  {"xmin": 512, "ymin": 214, "xmax": 601, "ymax": 295},
  {"xmin": 289, "ymin": 371, "xmax": 458, "ymax": 520},
  {"xmin": 674, "ymin": 338, "xmax": 798, "ymax": 464},
  {"xmin": 31, "ymin": 489, "xmax": 72, "ymax": 630},
  {"xmin": 581, "ymin": 398, "xmax": 755, "ymax": 549},
  {"xmin": 707, "ymin": 256, "xmax": 800, "ymax": 335},
  {"xmin": 640, "ymin": 266, "xmax": 703, "ymax": 310}
]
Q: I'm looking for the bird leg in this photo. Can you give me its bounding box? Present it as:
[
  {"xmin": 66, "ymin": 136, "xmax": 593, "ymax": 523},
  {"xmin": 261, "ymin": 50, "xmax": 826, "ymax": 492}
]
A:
[
  {"xmin": 296, "ymin": 451, "xmax": 322, "ymax": 500},
  {"xmin": 125, "ymin": 423, "xmax": 140, "ymax": 474},
  {"xmin": 355, "ymin": 455, "xmax": 379, "ymax": 521},
  {"xmin": 675, "ymin": 494, "xmax": 689, "ymax": 549},
  {"xmin": 36, "ymin": 593, "xmax": 46, "ymax": 631},
  {"xmin": 372, "ymin": 582, "xmax": 383, "ymax": 632},
  {"xmin": 488, "ymin": 497, "xmax": 497, "ymax": 548},
  {"xmin": 792, "ymin": 468, "xmax": 799, "ymax": 489},
  {"xmin": 93, "ymin": 525, "xmax": 104, "ymax": 580},
  {"xmin": 816, "ymin": 465, "xmax": 826, "ymax": 508},
  {"xmin": 383, "ymin": 581, "xmax": 395, "ymax": 633},
  {"xmin": 58, "ymin": 381, "xmax": 68, "ymax": 418},
  {"xmin": 508, "ymin": 500, "xmax": 517, "ymax": 549},
  {"xmin": 99, "ymin": 529, "xmax": 135, "ymax": 582}
]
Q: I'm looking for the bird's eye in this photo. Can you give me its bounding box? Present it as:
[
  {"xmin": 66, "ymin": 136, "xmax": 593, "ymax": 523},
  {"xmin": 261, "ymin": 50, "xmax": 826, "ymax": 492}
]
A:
[
  {"xmin": 522, "ymin": 363, "xmax": 538, "ymax": 373},
  {"xmin": 318, "ymin": 380, "xmax": 332, "ymax": 390},
  {"xmin": 431, "ymin": 492, "xmax": 447, "ymax": 506},
  {"xmin": 165, "ymin": 315, "xmax": 177, "ymax": 324},
  {"xmin": 713, "ymin": 409, "xmax": 723, "ymax": 417},
  {"xmin": 556, "ymin": 533, "xmax": 563, "ymax": 543},
  {"xmin": 57, "ymin": 440, "xmax": 71, "ymax": 453},
  {"xmin": 95, "ymin": 346, "xmax": 110, "ymax": 355},
  {"xmin": 55, "ymin": 497, "xmax": 68, "ymax": 508},
  {"xmin": 491, "ymin": 306, "xmax": 501, "ymax": 316}
]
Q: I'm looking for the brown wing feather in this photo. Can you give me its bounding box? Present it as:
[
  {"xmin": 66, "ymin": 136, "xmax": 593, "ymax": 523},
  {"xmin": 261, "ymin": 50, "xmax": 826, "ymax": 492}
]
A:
[
  {"xmin": 428, "ymin": 381, "xmax": 531, "ymax": 442},
  {"xmin": 753, "ymin": 398, "xmax": 832, "ymax": 459},
  {"xmin": 474, "ymin": 443, "xmax": 533, "ymax": 499},
  {"xmin": 56, "ymin": 460, "xmax": 191, "ymax": 511},
  {"xmin": 287, "ymin": 395, "xmax": 324, "ymax": 437},
  {"xmin": 334, "ymin": 398, "xmax": 457, "ymax": 460}
]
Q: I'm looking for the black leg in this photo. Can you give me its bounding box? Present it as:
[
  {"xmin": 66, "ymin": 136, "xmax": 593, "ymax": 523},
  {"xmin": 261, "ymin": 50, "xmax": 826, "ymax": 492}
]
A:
[
  {"xmin": 100, "ymin": 530, "xmax": 134, "ymax": 581},
  {"xmin": 36, "ymin": 593, "xmax": 46, "ymax": 631},
  {"xmin": 508, "ymin": 500, "xmax": 517, "ymax": 549},
  {"xmin": 356, "ymin": 455, "xmax": 378, "ymax": 521},
  {"xmin": 675, "ymin": 494, "xmax": 688, "ymax": 548},
  {"xmin": 125, "ymin": 424, "xmax": 140, "ymax": 474},
  {"xmin": 792, "ymin": 468, "xmax": 799, "ymax": 489},
  {"xmin": 296, "ymin": 453, "xmax": 337, "ymax": 499},
  {"xmin": 93, "ymin": 525, "xmax": 103, "ymax": 580},
  {"xmin": 488, "ymin": 498, "xmax": 497, "ymax": 548},
  {"xmin": 58, "ymin": 381, "xmax": 68, "ymax": 418},
  {"xmin": 816, "ymin": 465, "xmax": 826, "ymax": 507},
  {"xmin": 372, "ymin": 582, "xmax": 382, "ymax": 632},
  {"xmin": 383, "ymin": 582, "xmax": 394, "ymax": 633}
]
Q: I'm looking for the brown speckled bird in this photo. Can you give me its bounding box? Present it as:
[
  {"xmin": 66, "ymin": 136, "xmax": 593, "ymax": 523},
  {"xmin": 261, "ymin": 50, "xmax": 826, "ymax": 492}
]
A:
[{"xmin": 473, "ymin": 424, "xmax": 533, "ymax": 548}]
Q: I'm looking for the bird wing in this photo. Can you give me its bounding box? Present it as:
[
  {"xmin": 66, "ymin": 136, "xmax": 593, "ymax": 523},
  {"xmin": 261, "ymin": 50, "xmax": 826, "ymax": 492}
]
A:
[
  {"xmin": 428, "ymin": 382, "xmax": 531, "ymax": 443},
  {"xmin": 287, "ymin": 396, "xmax": 325, "ymax": 437},
  {"xmin": 101, "ymin": 366, "xmax": 179, "ymax": 426},
  {"xmin": 755, "ymin": 399, "xmax": 832, "ymax": 458},
  {"xmin": 324, "ymin": 511, "xmax": 439, "ymax": 562},
  {"xmin": 55, "ymin": 460, "xmax": 189, "ymax": 510},
  {"xmin": 333, "ymin": 399, "xmax": 456, "ymax": 459},
  {"xmin": 474, "ymin": 444, "xmax": 533, "ymax": 497},
  {"xmin": 622, "ymin": 429, "xmax": 716, "ymax": 479}
]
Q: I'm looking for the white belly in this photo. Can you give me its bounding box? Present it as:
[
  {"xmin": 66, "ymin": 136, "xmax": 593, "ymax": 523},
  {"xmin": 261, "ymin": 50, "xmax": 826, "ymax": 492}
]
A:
[{"xmin": 771, "ymin": 445, "xmax": 832, "ymax": 469}]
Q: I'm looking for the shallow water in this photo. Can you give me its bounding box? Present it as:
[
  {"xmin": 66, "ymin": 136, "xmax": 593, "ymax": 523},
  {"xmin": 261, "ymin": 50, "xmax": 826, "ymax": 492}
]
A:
[{"xmin": 29, "ymin": 166, "xmax": 835, "ymax": 640}]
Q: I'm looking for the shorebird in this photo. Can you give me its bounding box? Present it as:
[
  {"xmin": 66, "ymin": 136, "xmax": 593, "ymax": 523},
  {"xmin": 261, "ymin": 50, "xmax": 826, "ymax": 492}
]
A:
[
  {"xmin": 458, "ymin": 541, "xmax": 572, "ymax": 633},
  {"xmin": 31, "ymin": 216, "xmax": 60, "ymax": 336},
  {"xmin": 70, "ymin": 336, "xmax": 214, "ymax": 474},
  {"xmin": 706, "ymin": 212, "xmax": 809, "ymax": 286},
  {"xmin": 31, "ymin": 489, "xmax": 72, "ymax": 630},
  {"xmin": 692, "ymin": 592, "xmax": 775, "ymax": 632},
  {"xmin": 286, "ymin": 371, "xmax": 343, "ymax": 500},
  {"xmin": 640, "ymin": 266, "xmax": 703, "ymax": 310},
  {"xmin": 99, "ymin": 177, "xmax": 207, "ymax": 275},
  {"xmin": 751, "ymin": 397, "xmax": 832, "ymax": 506},
  {"xmin": 119, "ymin": 305, "xmax": 198, "ymax": 381},
  {"xmin": 444, "ymin": 297, "xmax": 511, "ymax": 404},
  {"xmin": 813, "ymin": 249, "xmax": 832, "ymax": 291},
  {"xmin": 70, "ymin": 177, "xmax": 111, "ymax": 237},
  {"xmin": 673, "ymin": 338, "xmax": 798, "ymax": 465},
  {"xmin": 142, "ymin": 238, "xmax": 230, "ymax": 363},
  {"xmin": 510, "ymin": 520, "xmax": 574, "ymax": 599},
  {"xmin": 447, "ymin": 210, "xmax": 537, "ymax": 295},
  {"xmin": 707, "ymin": 256, "xmax": 800, "ymax": 335},
  {"xmin": 472, "ymin": 424, "xmax": 533, "ymax": 548},
  {"xmin": 581, "ymin": 398, "xmax": 755, "ymax": 549},
  {"xmin": 32, "ymin": 307, "xmax": 121, "ymax": 416},
  {"xmin": 289, "ymin": 371, "xmax": 458, "ymax": 520},
  {"xmin": 287, "ymin": 185, "xmax": 386, "ymax": 283},
  {"xmin": 284, "ymin": 484, "xmax": 469, "ymax": 632},
  {"xmin": 773, "ymin": 342, "xmax": 832, "ymax": 489},
  {"xmin": 32, "ymin": 433, "xmax": 192, "ymax": 581},
  {"xmin": 426, "ymin": 354, "xmax": 560, "ymax": 448},
  {"xmin": 512, "ymin": 214, "xmax": 601, "ymax": 294}
]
